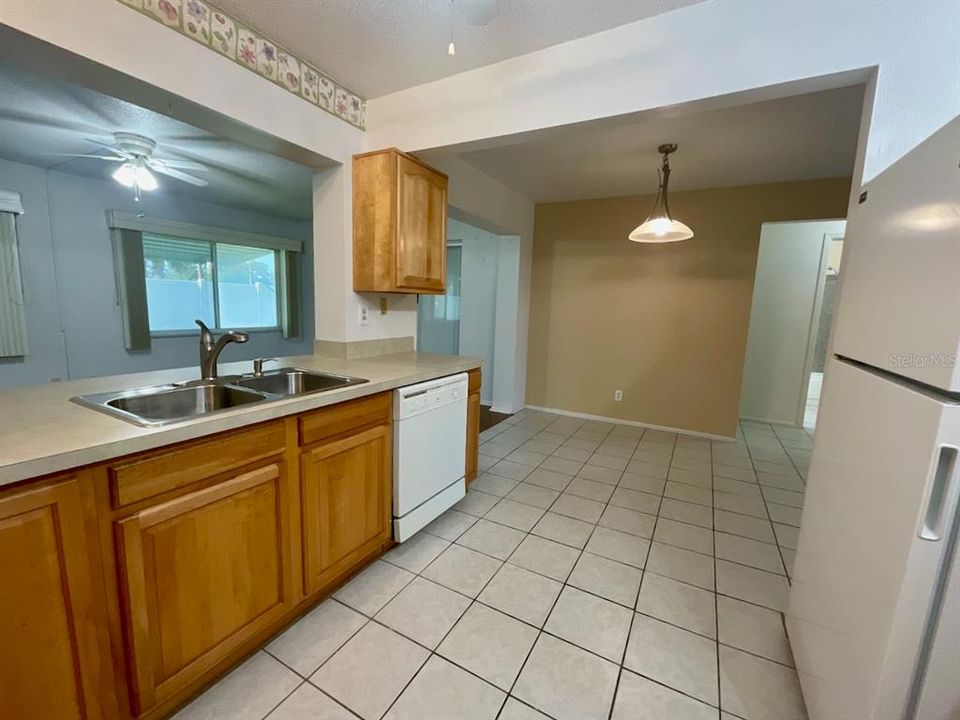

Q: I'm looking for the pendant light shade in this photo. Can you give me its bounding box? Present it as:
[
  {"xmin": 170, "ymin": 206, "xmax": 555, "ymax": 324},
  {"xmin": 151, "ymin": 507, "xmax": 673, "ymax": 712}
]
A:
[{"xmin": 629, "ymin": 143, "xmax": 694, "ymax": 243}]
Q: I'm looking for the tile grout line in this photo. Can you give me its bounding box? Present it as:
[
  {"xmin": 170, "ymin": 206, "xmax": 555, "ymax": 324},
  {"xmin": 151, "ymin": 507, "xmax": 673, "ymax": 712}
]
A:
[
  {"xmin": 499, "ymin": 416, "xmax": 636, "ymax": 720},
  {"xmin": 606, "ymin": 427, "xmax": 681, "ymax": 720},
  {"xmin": 712, "ymin": 428, "xmax": 723, "ymax": 718},
  {"xmin": 739, "ymin": 422, "xmax": 794, "ymax": 583}
]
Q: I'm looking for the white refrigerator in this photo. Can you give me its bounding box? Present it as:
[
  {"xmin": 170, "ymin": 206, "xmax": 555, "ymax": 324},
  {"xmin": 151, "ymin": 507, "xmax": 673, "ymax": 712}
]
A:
[{"xmin": 787, "ymin": 115, "xmax": 960, "ymax": 720}]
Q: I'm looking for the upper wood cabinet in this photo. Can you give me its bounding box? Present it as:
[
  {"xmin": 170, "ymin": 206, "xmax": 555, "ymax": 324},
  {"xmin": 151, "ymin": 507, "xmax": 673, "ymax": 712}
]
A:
[
  {"xmin": 353, "ymin": 148, "xmax": 448, "ymax": 294},
  {"xmin": 0, "ymin": 474, "xmax": 113, "ymax": 720}
]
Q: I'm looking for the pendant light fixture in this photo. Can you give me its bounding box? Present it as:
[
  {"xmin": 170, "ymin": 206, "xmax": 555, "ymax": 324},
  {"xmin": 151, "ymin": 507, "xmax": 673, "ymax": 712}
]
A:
[
  {"xmin": 447, "ymin": 0, "xmax": 456, "ymax": 55},
  {"xmin": 628, "ymin": 143, "xmax": 694, "ymax": 243}
]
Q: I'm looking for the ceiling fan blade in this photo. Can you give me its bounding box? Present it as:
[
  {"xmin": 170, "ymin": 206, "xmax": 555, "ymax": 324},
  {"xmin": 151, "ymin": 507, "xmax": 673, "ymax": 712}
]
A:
[
  {"xmin": 149, "ymin": 157, "xmax": 209, "ymax": 172},
  {"xmin": 48, "ymin": 153, "xmax": 126, "ymax": 161},
  {"xmin": 83, "ymin": 138, "xmax": 132, "ymax": 157},
  {"xmin": 152, "ymin": 165, "xmax": 209, "ymax": 187}
]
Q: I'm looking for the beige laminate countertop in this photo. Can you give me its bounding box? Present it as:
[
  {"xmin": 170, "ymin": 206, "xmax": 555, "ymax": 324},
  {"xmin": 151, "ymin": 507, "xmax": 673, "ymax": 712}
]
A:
[{"xmin": 0, "ymin": 352, "xmax": 481, "ymax": 488}]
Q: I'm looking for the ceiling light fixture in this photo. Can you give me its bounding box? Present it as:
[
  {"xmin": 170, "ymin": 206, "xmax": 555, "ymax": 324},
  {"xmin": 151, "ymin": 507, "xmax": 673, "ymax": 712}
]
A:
[
  {"xmin": 447, "ymin": 0, "xmax": 456, "ymax": 55},
  {"xmin": 112, "ymin": 157, "xmax": 158, "ymax": 209},
  {"xmin": 628, "ymin": 143, "xmax": 694, "ymax": 243}
]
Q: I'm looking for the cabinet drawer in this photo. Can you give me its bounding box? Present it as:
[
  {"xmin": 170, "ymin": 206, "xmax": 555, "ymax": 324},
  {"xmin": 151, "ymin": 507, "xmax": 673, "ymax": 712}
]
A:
[
  {"xmin": 108, "ymin": 421, "xmax": 286, "ymax": 507},
  {"xmin": 299, "ymin": 392, "xmax": 391, "ymax": 447}
]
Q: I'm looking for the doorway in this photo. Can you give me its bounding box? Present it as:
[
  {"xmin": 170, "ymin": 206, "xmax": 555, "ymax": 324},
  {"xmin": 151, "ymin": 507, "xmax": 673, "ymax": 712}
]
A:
[
  {"xmin": 417, "ymin": 242, "xmax": 462, "ymax": 355},
  {"xmin": 740, "ymin": 219, "xmax": 846, "ymax": 429},
  {"xmin": 803, "ymin": 234, "xmax": 844, "ymax": 429}
]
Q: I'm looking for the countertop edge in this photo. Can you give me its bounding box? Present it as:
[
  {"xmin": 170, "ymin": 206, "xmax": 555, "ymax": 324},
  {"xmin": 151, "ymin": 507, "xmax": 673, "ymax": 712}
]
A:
[{"xmin": 0, "ymin": 356, "xmax": 481, "ymax": 489}]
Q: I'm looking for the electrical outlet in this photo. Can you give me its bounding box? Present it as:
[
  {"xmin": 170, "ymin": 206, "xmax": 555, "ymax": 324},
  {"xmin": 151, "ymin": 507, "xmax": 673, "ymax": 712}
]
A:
[
  {"xmin": 358, "ymin": 304, "xmax": 369, "ymax": 326},
  {"xmin": 379, "ymin": 296, "xmax": 388, "ymax": 315},
  {"xmin": 614, "ymin": 390, "xmax": 623, "ymax": 401}
]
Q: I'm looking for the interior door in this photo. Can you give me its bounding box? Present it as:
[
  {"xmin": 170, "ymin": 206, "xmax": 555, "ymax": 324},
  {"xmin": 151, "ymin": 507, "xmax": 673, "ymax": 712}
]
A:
[
  {"xmin": 301, "ymin": 424, "xmax": 391, "ymax": 594},
  {"xmin": 117, "ymin": 463, "xmax": 292, "ymax": 713},
  {"xmin": 396, "ymin": 155, "xmax": 446, "ymax": 292},
  {"xmin": 831, "ymin": 116, "xmax": 960, "ymax": 391},
  {"xmin": 786, "ymin": 357, "xmax": 960, "ymax": 720}
]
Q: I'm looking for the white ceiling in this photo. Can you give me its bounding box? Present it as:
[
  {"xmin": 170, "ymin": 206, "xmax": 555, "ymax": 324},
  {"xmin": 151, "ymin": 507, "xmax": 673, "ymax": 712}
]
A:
[
  {"xmin": 447, "ymin": 85, "xmax": 865, "ymax": 203},
  {"xmin": 214, "ymin": 0, "xmax": 704, "ymax": 98},
  {"xmin": 0, "ymin": 63, "xmax": 314, "ymax": 221}
]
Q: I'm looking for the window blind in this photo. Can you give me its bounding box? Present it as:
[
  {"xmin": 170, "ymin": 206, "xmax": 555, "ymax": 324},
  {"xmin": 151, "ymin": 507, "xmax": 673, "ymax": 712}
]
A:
[
  {"xmin": 111, "ymin": 228, "xmax": 151, "ymax": 351},
  {"xmin": 106, "ymin": 211, "xmax": 303, "ymax": 253},
  {"xmin": 0, "ymin": 210, "xmax": 28, "ymax": 357}
]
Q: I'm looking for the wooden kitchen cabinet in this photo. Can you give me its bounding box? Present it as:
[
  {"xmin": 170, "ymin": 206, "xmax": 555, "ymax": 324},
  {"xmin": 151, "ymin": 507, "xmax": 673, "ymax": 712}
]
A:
[
  {"xmin": 353, "ymin": 148, "xmax": 448, "ymax": 294},
  {"xmin": 300, "ymin": 393, "xmax": 393, "ymax": 594},
  {"xmin": 107, "ymin": 424, "xmax": 296, "ymax": 715},
  {"xmin": 0, "ymin": 473, "xmax": 114, "ymax": 720},
  {"xmin": 466, "ymin": 368, "xmax": 481, "ymax": 485},
  {"xmin": 0, "ymin": 379, "xmax": 473, "ymax": 719}
]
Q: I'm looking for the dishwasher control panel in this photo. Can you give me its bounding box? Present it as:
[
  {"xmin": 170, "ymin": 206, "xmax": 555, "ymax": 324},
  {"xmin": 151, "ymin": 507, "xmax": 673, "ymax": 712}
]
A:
[{"xmin": 395, "ymin": 373, "xmax": 468, "ymax": 420}]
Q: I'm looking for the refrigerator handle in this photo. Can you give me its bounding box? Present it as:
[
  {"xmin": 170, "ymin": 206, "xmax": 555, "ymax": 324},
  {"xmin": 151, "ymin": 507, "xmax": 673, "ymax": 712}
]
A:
[{"xmin": 919, "ymin": 445, "xmax": 959, "ymax": 541}]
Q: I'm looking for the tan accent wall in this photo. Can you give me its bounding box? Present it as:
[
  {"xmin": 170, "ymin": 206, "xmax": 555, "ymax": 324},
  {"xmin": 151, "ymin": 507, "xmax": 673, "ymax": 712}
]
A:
[{"xmin": 526, "ymin": 178, "xmax": 851, "ymax": 437}]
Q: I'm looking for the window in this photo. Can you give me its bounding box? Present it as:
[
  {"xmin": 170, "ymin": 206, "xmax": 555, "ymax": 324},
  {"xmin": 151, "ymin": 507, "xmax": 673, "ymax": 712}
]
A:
[
  {"xmin": 0, "ymin": 191, "xmax": 28, "ymax": 358},
  {"xmin": 142, "ymin": 234, "xmax": 279, "ymax": 333},
  {"xmin": 109, "ymin": 211, "xmax": 302, "ymax": 350}
]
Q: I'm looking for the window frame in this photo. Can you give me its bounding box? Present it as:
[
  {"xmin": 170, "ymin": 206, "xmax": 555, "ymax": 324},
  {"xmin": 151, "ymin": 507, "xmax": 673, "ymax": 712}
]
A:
[
  {"xmin": 142, "ymin": 234, "xmax": 283, "ymax": 337},
  {"xmin": 108, "ymin": 211, "xmax": 303, "ymax": 350}
]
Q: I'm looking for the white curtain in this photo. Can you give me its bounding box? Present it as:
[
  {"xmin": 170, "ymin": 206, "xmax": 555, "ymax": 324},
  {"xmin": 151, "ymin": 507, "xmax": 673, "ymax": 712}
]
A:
[{"xmin": 0, "ymin": 210, "xmax": 28, "ymax": 357}]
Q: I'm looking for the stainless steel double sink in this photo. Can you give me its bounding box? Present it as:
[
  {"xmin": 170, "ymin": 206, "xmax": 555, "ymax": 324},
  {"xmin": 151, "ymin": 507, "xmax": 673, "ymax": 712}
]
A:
[{"xmin": 72, "ymin": 367, "xmax": 368, "ymax": 427}]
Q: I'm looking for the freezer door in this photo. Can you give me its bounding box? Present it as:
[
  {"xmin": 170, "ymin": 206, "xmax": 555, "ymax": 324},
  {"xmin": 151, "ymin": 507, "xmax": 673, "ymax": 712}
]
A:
[
  {"xmin": 786, "ymin": 357, "xmax": 960, "ymax": 720},
  {"xmin": 831, "ymin": 116, "xmax": 960, "ymax": 391}
]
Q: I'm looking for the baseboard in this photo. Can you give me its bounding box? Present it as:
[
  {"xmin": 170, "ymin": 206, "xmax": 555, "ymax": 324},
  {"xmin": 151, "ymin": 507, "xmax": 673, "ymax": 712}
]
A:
[
  {"xmin": 739, "ymin": 414, "xmax": 802, "ymax": 428},
  {"xmin": 523, "ymin": 404, "xmax": 737, "ymax": 442},
  {"xmin": 490, "ymin": 405, "xmax": 516, "ymax": 415}
]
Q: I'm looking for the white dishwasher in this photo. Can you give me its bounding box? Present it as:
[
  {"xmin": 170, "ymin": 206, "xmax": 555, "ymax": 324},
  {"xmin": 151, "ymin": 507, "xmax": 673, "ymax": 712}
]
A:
[{"xmin": 393, "ymin": 373, "xmax": 468, "ymax": 542}]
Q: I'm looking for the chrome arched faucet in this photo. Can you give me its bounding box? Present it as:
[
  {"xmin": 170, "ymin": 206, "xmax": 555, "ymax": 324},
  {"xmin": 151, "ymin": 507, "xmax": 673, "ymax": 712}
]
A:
[{"xmin": 195, "ymin": 320, "xmax": 249, "ymax": 380}]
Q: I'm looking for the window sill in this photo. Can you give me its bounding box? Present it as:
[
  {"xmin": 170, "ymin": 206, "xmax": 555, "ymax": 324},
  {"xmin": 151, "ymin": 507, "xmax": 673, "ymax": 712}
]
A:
[{"xmin": 150, "ymin": 327, "xmax": 282, "ymax": 339}]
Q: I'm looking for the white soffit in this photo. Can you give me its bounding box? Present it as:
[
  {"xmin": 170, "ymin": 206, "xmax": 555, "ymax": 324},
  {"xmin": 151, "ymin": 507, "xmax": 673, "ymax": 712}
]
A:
[{"xmin": 451, "ymin": 84, "xmax": 865, "ymax": 203}]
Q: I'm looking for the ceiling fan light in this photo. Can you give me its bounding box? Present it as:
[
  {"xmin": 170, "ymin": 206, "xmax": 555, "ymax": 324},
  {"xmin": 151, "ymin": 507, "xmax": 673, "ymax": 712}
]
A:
[
  {"xmin": 112, "ymin": 163, "xmax": 136, "ymax": 188},
  {"xmin": 135, "ymin": 165, "xmax": 158, "ymax": 191},
  {"xmin": 629, "ymin": 216, "xmax": 694, "ymax": 243}
]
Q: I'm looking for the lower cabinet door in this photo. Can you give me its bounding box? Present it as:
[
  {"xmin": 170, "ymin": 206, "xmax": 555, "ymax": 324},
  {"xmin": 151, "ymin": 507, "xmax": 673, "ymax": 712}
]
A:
[
  {"xmin": 116, "ymin": 463, "xmax": 292, "ymax": 714},
  {"xmin": 301, "ymin": 424, "xmax": 391, "ymax": 594},
  {"xmin": 0, "ymin": 476, "xmax": 108, "ymax": 720}
]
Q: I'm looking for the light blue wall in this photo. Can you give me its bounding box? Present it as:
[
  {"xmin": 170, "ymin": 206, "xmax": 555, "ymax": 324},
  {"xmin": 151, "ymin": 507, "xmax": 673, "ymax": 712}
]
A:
[
  {"xmin": 447, "ymin": 218, "xmax": 501, "ymax": 406},
  {"xmin": 0, "ymin": 158, "xmax": 313, "ymax": 389}
]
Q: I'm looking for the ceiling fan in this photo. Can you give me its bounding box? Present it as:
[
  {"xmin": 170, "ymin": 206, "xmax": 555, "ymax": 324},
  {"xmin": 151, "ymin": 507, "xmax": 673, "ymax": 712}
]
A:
[{"xmin": 61, "ymin": 131, "xmax": 209, "ymax": 202}]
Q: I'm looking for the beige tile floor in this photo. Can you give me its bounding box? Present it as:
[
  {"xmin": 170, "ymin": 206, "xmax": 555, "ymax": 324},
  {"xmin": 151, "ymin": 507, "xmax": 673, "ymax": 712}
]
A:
[{"xmin": 174, "ymin": 410, "xmax": 814, "ymax": 720}]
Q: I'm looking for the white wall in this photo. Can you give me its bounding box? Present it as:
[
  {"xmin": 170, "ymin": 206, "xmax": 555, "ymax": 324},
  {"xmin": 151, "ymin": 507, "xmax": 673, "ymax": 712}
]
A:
[
  {"xmin": 370, "ymin": 0, "xmax": 958, "ymax": 414},
  {"xmin": 369, "ymin": 0, "xmax": 959, "ymax": 188},
  {"xmin": 0, "ymin": 157, "xmax": 313, "ymax": 388},
  {"xmin": 739, "ymin": 219, "xmax": 846, "ymax": 425},
  {"xmin": 421, "ymin": 153, "xmax": 534, "ymax": 412}
]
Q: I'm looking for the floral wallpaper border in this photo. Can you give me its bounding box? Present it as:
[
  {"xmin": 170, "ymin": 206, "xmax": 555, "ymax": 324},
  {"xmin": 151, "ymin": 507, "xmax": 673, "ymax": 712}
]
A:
[{"xmin": 117, "ymin": 0, "xmax": 366, "ymax": 129}]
